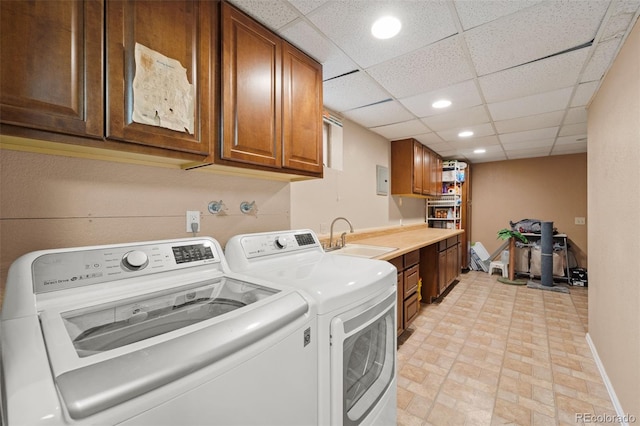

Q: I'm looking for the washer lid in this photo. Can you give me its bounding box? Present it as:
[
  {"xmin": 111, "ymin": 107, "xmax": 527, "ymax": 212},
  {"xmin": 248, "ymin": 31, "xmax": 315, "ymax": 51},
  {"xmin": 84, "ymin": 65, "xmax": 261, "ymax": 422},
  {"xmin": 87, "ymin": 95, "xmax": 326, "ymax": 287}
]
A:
[
  {"xmin": 38, "ymin": 277, "xmax": 308, "ymax": 420},
  {"xmin": 233, "ymin": 252, "xmax": 396, "ymax": 314}
]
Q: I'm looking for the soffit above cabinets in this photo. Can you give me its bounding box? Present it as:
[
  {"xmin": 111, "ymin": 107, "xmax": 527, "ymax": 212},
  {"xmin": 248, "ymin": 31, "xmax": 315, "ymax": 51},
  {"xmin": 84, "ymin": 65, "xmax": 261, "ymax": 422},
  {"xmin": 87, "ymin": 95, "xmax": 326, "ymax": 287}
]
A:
[{"xmin": 227, "ymin": 0, "xmax": 640, "ymax": 163}]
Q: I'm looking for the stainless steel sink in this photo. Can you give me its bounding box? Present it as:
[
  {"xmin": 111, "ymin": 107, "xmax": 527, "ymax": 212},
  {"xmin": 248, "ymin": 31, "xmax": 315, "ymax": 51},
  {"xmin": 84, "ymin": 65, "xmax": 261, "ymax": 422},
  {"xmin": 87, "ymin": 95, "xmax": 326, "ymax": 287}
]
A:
[{"xmin": 326, "ymin": 244, "xmax": 397, "ymax": 259}]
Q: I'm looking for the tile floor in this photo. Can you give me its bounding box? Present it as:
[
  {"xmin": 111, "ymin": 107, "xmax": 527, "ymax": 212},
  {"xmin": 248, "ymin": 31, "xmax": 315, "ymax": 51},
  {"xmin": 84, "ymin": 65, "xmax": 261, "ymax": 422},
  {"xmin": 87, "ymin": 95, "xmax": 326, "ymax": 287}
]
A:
[{"xmin": 396, "ymin": 271, "xmax": 616, "ymax": 425}]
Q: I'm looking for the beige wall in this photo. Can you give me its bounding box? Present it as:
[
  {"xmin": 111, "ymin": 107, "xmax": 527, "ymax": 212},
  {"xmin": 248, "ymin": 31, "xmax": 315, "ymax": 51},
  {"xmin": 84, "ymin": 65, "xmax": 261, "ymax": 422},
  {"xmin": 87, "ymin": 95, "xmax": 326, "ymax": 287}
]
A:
[
  {"xmin": 588, "ymin": 19, "xmax": 640, "ymax": 419},
  {"xmin": 1, "ymin": 119, "xmax": 426, "ymax": 297},
  {"xmin": 290, "ymin": 118, "xmax": 425, "ymax": 236},
  {"xmin": 470, "ymin": 153, "xmax": 588, "ymax": 266},
  {"xmin": 0, "ymin": 149, "xmax": 290, "ymax": 293}
]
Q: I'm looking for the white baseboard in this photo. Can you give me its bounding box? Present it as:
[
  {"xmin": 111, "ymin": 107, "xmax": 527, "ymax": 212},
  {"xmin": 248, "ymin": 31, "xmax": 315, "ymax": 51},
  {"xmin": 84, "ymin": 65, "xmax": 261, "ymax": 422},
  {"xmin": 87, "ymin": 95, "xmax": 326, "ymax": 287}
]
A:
[{"xmin": 585, "ymin": 332, "xmax": 629, "ymax": 425}]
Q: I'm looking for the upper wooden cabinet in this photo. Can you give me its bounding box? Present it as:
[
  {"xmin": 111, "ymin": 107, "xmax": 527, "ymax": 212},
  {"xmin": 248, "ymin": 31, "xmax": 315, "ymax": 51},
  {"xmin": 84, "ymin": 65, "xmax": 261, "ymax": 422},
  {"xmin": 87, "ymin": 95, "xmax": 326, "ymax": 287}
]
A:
[
  {"xmin": 1, "ymin": 1, "xmax": 322, "ymax": 179},
  {"xmin": 221, "ymin": 2, "xmax": 323, "ymax": 176},
  {"xmin": 0, "ymin": 0, "xmax": 104, "ymax": 138},
  {"xmin": 106, "ymin": 0, "xmax": 216, "ymax": 155},
  {"xmin": 221, "ymin": 4, "xmax": 281, "ymax": 168},
  {"xmin": 391, "ymin": 138, "xmax": 442, "ymax": 197},
  {"xmin": 281, "ymin": 41, "xmax": 323, "ymax": 174}
]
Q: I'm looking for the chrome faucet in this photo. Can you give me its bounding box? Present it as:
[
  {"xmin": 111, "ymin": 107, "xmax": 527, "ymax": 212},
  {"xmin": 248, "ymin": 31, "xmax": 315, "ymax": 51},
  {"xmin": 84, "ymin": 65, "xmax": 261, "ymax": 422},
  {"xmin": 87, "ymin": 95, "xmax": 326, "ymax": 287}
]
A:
[{"xmin": 329, "ymin": 217, "xmax": 354, "ymax": 249}]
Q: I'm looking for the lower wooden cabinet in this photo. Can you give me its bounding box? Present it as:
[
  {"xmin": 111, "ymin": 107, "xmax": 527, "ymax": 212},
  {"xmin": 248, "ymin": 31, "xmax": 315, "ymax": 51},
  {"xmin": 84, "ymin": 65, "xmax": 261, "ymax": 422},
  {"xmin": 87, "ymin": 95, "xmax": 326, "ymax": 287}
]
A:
[
  {"xmin": 421, "ymin": 235, "xmax": 462, "ymax": 303},
  {"xmin": 389, "ymin": 249, "xmax": 421, "ymax": 335}
]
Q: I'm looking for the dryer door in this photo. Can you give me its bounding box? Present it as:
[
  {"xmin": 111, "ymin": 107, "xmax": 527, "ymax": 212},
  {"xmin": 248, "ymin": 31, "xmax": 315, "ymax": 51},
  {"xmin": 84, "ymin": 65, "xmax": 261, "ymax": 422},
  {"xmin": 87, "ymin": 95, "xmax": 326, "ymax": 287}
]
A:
[{"xmin": 331, "ymin": 291, "xmax": 396, "ymax": 426}]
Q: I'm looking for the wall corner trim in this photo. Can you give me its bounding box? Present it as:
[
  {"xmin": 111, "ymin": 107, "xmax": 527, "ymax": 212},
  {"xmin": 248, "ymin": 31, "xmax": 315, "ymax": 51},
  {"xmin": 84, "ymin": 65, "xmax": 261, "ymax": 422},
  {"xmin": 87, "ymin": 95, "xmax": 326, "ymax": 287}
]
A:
[{"xmin": 585, "ymin": 332, "xmax": 629, "ymax": 424}]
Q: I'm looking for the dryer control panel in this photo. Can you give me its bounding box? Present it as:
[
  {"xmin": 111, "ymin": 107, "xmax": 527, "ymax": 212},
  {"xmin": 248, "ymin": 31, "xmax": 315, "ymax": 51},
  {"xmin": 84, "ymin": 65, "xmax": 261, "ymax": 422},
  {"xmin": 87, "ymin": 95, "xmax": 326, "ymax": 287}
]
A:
[
  {"xmin": 32, "ymin": 238, "xmax": 221, "ymax": 294},
  {"xmin": 235, "ymin": 230, "xmax": 321, "ymax": 259}
]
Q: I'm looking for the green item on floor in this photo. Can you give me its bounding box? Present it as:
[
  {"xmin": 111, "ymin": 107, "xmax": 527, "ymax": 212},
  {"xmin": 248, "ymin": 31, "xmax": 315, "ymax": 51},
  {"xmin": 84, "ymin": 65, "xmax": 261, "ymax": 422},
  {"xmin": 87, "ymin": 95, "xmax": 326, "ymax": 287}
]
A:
[{"xmin": 497, "ymin": 276, "xmax": 527, "ymax": 285}]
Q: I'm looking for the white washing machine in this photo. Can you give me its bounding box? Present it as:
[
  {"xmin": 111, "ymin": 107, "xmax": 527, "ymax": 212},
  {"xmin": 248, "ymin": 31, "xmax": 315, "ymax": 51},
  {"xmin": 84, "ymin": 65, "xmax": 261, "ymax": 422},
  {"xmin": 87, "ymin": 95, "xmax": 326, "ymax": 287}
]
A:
[
  {"xmin": 225, "ymin": 230, "xmax": 397, "ymax": 426},
  {"xmin": 0, "ymin": 237, "xmax": 318, "ymax": 425}
]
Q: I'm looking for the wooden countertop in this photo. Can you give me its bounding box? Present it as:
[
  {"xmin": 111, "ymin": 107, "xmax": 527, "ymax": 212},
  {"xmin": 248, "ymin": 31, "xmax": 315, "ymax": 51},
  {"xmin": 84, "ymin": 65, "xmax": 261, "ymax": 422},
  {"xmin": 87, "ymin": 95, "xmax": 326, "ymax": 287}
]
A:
[{"xmin": 346, "ymin": 225, "xmax": 465, "ymax": 261}]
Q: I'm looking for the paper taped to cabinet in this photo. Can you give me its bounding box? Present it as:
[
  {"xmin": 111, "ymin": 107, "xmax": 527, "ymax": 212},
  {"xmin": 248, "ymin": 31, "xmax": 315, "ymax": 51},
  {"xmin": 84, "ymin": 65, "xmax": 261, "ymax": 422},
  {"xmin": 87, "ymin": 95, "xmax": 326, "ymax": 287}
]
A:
[{"xmin": 132, "ymin": 43, "xmax": 195, "ymax": 134}]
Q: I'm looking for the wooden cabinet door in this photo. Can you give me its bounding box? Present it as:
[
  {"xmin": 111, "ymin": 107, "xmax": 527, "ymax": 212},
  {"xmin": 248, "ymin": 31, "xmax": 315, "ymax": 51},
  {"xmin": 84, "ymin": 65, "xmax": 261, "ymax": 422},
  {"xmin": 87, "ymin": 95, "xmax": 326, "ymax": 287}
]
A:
[
  {"xmin": 446, "ymin": 246, "xmax": 457, "ymax": 286},
  {"xmin": 438, "ymin": 249, "xmax": 447, "ymax": 294},
  {"xmin": 282, "ymin": 42, "xmax": 323, "ymax": 174},
  {"xmin": 221, "ymin": 3, "xmax": 281, "ymax": 167},
  {"xmin": 430, "ymin": 151, "xmax": 441, "ymax": 195},
  {"xmin": 422, "ymin": 147, "xmax": 431, "ymax": 196},
  {"xmin": 106, "ymin": 0, "xmax": 214, "ymax": 155},
  {"xmin": 1, "ymin": 0, "xmax": 103, "ymax": 138},
  {"xmin": 413, "ymin": 141, "xmax": 423, "ymax": 194}
]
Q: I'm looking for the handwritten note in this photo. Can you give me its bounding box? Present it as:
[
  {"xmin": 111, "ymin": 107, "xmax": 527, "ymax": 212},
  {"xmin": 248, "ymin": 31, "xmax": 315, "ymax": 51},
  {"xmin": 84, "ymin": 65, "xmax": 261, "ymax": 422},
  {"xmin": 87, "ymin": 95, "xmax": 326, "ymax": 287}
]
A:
[{"xmin": 132, "ymin": 43, "xmax": 195, "ymax": 134}]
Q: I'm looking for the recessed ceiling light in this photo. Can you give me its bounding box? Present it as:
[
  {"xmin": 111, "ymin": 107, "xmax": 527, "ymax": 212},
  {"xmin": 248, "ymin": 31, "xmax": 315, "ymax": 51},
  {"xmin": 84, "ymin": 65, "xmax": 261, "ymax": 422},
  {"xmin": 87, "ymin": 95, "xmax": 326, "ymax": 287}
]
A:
[
  {"xmin": 371, "ymin": 16, "xmax": 402, "ymax": 39},
  {"xmin": 474, "ymin": 148, "xmax": 486, "ymax": 154},
  {"xmin": 432, "ymin": 99, "xmax": 452, "ymax": 109},
  {"xmin": 458, "ymin": 130, "xmax": 474, "ymax": 138}
]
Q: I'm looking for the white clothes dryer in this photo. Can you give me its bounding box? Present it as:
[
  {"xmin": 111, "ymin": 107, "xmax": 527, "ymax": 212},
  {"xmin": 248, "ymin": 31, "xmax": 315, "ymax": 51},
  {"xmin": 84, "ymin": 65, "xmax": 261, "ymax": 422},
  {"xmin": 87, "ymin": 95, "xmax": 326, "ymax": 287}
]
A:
[
  {"xmin": 1, "ymin": 237, "xmax": 318, "ymax": 425},
  {"xmin": 225, "ymin": 230, "xmax": 397, "ymax": 426}
]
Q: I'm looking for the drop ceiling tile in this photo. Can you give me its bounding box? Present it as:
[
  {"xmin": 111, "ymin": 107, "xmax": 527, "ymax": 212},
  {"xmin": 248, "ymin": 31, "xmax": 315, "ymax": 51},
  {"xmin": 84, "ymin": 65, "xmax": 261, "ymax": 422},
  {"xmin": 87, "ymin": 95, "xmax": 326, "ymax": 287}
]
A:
[
  {"xmin": 421, "ymin": 105, "xmax": 490, "ymax": 132},
  {"xmin": 551, "ymin": 141, "xmax": 588, "ymax": 155},
  {"xmin": 570, "ymin": 81, "xmax": 600, "ymax": 107},
  {"xmin": 306, "ymin": 0, "xmax": 457, "ymax": 69},
  {"xmin": 412, "ymin": 133, "xmax": 447, "ymax": 146},
  {"xmin": 280, "ymin": 20, "xmax": 357, "ymax": 81},
  {"xmin": 494, "ymin": 111, "xmax": 565, "ymax": 134},
  {"xmin": 468, "ymin": 152, "xmax": 508, "ymax": 163},
  {"xmin": 453, "ymin": 0, "xmax": 543, "ymax": 30},
  {"xmin": 556, "ymin": 134, "xmax": 588, "ymax": 145},
  {"xmin": 323, "ymin": 72, "xmax": 390, "ymax": 112},
  {"xmin": 367, "ymin": 36, "xmax": 475, "ymax": 99},
  {"xmin": 580, "ymin": 38, "xmax": 622, "ymax": 83},
  {"xmin": 287, "ymin": 0, "xmax": 329, "ymax": 15},
  {"xmin": 504, "ymin": 138, "xmax": 555, "ymax": 151},
  {"xmin": 488, "ymin": 87, "xmax": 573, "ymax": 121},
  {"xmin": 559, "ymin": 122, "xmax": 588, "ymax": 136},
  {"xmin": 342, "ymin": 100, "xmax": 413, "ymax": 128},
  {"xmin": 227, "ymin": 0, "xmax": 299, "ymax": 29},
  {"xmin": 400, "ymin": 79, "xmax": 483, "ymax": 118},
  {"xmin": 600, "ymin": 0, "xmax": 640, "ymax": 40},
  {"xmin": 458, "ymin": 143, "xmax": 505, "ymax": 155},
  {"xmin": 369, "ymin": 120, "xmax": 431, "ymax": 140},
  {"xmin": 451, "ymin": 135, "xmax": 500, "ymax": 150},
  {"xmin": 437, "ymin": 148, "xmax": 461, "ymax": 159},
  {"xmin": 479, "ymin": 48, "xmax": 589, "ymax": 103},
  {"xmin": 499, "ymin": 126, "xmax": 558, "ymax": 144},
  {"xmin": 564, "ymin": 107, "xmax": 588, "ymax": 125},
  {"xmin": 507, "ymin": 148, "xmax": 551, "ymax": 159},
  {"xmin": 436, "ymin": 123, "xmax": 495, "ymax": 143},
  {"xmin": 464, "ymin": 1, "xmax": 609, "ymax": 76}
]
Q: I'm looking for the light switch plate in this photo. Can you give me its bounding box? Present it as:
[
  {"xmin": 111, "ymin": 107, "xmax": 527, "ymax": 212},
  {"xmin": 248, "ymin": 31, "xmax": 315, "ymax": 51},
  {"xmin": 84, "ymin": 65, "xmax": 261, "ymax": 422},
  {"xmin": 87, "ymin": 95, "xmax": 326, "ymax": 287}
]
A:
[{"xmin": 575, "ymin": 217, "xmax": 586, "ymax": 225}]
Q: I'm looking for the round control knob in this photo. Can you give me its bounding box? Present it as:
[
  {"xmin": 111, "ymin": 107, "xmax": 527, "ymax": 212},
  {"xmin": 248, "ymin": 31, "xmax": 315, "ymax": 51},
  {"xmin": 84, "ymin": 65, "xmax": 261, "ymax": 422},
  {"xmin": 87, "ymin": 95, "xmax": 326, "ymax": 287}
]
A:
[
  {"xmin": 122, "ymin": 250, "xmax": 149, "ymax": 271},
  {"xmin": 274, "ymin": 236, "xmax": 288, "ymax": 249}
]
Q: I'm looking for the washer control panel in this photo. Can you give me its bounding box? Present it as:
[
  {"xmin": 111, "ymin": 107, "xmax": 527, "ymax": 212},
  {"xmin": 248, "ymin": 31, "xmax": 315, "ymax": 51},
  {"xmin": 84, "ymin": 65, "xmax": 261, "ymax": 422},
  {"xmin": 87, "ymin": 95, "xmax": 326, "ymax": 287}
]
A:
[
  {"xmin": 33, "ymin": 239, "xmax": 219, "ymax": 294},
  {"xmin": 238, "ymin": 231, "xmax": 320, "ymax": 259}
]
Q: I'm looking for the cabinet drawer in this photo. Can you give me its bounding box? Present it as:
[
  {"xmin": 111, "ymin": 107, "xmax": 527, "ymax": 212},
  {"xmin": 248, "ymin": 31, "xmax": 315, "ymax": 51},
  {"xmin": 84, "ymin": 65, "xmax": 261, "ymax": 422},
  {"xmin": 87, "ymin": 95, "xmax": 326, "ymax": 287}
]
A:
[
  {"xmin": 404, "ymin": 249, "xmax": 420, "ymax": 268},
  {"xmin": 404, "ymin": 264, "xmax": 419, "ymax": 298},
  {"xmin": 447, "ymin": 236, "xmax": 459, "ymax": 248},
  {"xmin": 438, "ymin": 240, "xmax": 447, "ymax": 252},
  {"xmin": 404, "ymin": 292, "xmax": 420, "ymax": 327}
]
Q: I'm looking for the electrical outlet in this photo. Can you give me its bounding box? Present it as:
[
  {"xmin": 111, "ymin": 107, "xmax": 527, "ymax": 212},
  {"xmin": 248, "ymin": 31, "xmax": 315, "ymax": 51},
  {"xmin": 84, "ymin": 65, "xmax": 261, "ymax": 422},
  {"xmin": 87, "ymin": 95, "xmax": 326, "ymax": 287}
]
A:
[
  {"xmin": 186, "ymin": 211, "xmax": 200, "ymax": 232},
  {"xmin": 575, "ymin": 217, "xmax": 586, "ymax": 225}
]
